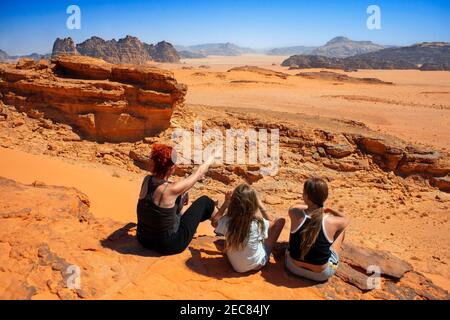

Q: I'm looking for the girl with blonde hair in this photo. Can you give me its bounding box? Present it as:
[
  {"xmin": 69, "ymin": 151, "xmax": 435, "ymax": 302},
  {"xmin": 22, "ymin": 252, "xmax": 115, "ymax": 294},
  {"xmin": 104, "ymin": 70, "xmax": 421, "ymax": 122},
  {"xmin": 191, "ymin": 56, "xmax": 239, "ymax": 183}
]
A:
[{"xmin": 212, "ymin": 184, "xmax": 285, "ymax": 273}]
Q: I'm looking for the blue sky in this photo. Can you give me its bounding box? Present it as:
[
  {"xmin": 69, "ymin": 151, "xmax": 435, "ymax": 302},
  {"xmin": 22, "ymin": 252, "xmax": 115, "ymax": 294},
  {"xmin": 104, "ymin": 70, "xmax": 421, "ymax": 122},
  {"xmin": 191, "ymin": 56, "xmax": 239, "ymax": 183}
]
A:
[{"xmin": 0, "ymin": 0, "xmax": 449, "ymax": 55}]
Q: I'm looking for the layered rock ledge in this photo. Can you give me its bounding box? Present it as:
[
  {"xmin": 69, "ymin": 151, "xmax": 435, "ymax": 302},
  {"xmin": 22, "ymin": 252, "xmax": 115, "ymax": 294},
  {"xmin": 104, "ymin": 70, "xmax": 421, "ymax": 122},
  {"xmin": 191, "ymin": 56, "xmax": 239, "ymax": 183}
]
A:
[{"xmin": 0, "ymin": 56, "xmax": 187, "ymax": 142}]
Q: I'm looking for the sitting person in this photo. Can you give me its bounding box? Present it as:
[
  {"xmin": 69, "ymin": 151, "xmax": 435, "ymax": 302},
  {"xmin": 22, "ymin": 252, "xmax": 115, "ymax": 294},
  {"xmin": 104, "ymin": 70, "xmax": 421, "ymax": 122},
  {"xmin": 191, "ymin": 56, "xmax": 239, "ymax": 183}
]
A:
[
  {"xmin": 137, "ymin": 144, "xmax": 216, "ymax": 255},
  {"xmin": 285, "ymin": 177, "xmax": 350, "ymax": 282},
  {"xmin": 212, "ymin": 184, "xmax": 286, "ymax": 273}
]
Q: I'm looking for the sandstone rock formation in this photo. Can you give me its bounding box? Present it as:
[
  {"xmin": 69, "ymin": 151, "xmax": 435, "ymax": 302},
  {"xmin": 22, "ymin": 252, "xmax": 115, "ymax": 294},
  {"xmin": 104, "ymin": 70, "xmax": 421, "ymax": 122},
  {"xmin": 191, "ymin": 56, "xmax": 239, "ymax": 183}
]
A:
[
  {"xmin": 146, "ymin": 41, "xmax": 180, "ymax": 63},
  {"xmin": 228, "ymin": 66, "xmax": 289, "ymax": 79},
  {"xmin": 297, "ymin": 71, "xmax": 393, "ymax": 85},
  {"xmin": 52, "ymin": 36, "xmax": 180, "ymax": 64},
  {"xmin": 353, "ymin": 136, "xmax": 450, "ymax": 180},
  {"xmin": 52, "ymin": 38, "xmax": 78, "ymax": 56},
  {"xmin": 354, "ymin": 42, "xmax": 450, "ymax": 69},
  {"xmin": 282, "ymin": 54, "xmax": 417, "ymax": 70},
  {"xmin": 282, "ymin": 55, "xmax": 346, "ymax": 69},
  {"xmin": 282, "ymin": 42, "xmax": 450, "ymax": 71},
  {"xmin": 309, "ymin": 36, "xmax": 386, "ymax": 58},
  {"xmin": 0, "ymin": 177, "xmax": 447, "ymax": 300},
  {"xmin": 420, "ymin": 63, "xmax": 450, "ymax": 71},
  {"xmin": 0, "ymin": 55, "xmax": 187, "ymax": 142}
]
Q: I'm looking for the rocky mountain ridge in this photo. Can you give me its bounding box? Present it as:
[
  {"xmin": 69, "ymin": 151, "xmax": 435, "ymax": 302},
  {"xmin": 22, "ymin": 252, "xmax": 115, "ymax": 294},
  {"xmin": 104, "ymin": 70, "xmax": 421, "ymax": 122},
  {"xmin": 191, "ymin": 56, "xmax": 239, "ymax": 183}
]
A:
[
  {"xmin": 52, "ymin": 35, "xmax": 180, "ymax": 64},
  {"xmin": 282, "ymin": 42, "xmax": 450, "ymax": 71},
  {"xmin": 268, "ymin": 36, "xmax": 387, "ymax": 58}
]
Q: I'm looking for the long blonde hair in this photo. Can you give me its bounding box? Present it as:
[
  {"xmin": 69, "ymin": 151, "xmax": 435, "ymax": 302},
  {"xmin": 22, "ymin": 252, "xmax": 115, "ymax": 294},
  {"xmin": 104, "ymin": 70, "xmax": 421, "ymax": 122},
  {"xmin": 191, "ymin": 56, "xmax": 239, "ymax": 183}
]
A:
[
  {"xmin": 226, "ymin": 184, "xmax": 264, "ymax": 250},
  {"xmin": 299, "ymin": 177, "xmax": 329, "ymax": 260}
]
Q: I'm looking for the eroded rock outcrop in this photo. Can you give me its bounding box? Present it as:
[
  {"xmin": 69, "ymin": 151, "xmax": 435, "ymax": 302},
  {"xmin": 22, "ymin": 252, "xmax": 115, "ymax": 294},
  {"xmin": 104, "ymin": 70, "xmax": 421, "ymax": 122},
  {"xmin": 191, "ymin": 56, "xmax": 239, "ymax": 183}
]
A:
[
  {"xmin": 0, "ymin": 56, "xmax": 187, "ymax": 142},
  {"xmin": 282, "ymin": 42, "xmax": 450, "ymax": 71},
  {"xmin": 52, "ymin": 37, "xmax": 78, "ymax": 56},
  {"xmin": 352, "ymin": 135, "xmax": 450, "ymax": 185},
  {"xmin": 228, "ymin": 66, "xmax": 289, "ymax": 79},
  {"xmin": 297, "ymin": 71, "xmax": 393, "ymax": 85},
  {"xmin": 282, "ymin": 54, "xmax": 417, "ymax": 70},
  {"xmin": 308, "ymin": 36, "xmax": 386, "ymax": 59},
  {"xmin": 52, "ymin": 36, "xmax": 180, "ymax": 64}
]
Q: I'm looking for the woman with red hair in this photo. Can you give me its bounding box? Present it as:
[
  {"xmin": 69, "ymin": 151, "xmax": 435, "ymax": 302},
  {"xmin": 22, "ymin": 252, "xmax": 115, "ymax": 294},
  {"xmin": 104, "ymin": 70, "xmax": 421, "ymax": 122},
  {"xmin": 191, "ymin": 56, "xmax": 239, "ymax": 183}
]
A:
[{"xmin": 137, "ymin": 144, "xmax": 216, "ymax": 255}]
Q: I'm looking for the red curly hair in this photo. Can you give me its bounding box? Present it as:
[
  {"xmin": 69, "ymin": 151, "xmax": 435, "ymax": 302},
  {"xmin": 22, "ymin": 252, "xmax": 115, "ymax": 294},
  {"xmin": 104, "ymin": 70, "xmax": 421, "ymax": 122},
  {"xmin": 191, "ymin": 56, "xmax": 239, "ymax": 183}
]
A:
[{"xmin": 150, "ymin": 144, "xmax": 176, "ymax": 178}]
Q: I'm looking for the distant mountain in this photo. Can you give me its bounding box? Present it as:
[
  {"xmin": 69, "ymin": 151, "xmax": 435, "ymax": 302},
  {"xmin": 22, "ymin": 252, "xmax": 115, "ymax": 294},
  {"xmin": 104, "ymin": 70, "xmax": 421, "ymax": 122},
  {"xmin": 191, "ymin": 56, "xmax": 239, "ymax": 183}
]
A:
[
  {"xmin": 281, "ymin": 42, "xmax": 450, "ymax": 71},
  {"xmin": 52, "ymin": 35, "xmax": 180, "ymax": 64},
  {"xmin": 178, "ymin": 50, "xmax": 207, "ymax": 59},
  {"xmin": 52, "ymin": 38, "xmax": 78, "ymax": 56},
  {"xmin": 0, "ymin": 49, "xmax": 50, "ymax": 62},
  {"xmin": 268, "ymin": 36, "xmax": 386, "ymax": 58},
  {"xmin": 352, "ymin": 42, "xmax": 450, "ymax": 67},
  {"xmin": 145, "ymin": 41, "xmax": 180, "ymax": 63},
  {"xmin": 0, "ymin": 49, "xmax": 9, "ymax": 61},
  {"xmin": 266, "ymin": 46, "xmax": 316, "ymax": 56},
  {"xmin": 309, "ymin": 36, "xmax": 385, "ymax": 58},
  {"xmin": 11, "ymin": 53, "xmax": 51, "ymax": 61},
  {"xmin": 175, "ymin": 43, "xmax": 255, "ymax": 57}
]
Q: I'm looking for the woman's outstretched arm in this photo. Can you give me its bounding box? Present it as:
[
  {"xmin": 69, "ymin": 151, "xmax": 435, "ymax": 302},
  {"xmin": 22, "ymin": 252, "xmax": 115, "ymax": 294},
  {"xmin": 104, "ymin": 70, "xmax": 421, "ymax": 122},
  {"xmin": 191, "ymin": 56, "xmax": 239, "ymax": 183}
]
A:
[
  {"xmin": 211, "ymin": 190, "xmax": 233, "ymax": 228},
  {"xmin": 168, "ymin": 152, "xmax": 217, "ymax": 197},
  {"xmin": 257, "ymin": 194, "xmax": 273, "ymax": 221}
]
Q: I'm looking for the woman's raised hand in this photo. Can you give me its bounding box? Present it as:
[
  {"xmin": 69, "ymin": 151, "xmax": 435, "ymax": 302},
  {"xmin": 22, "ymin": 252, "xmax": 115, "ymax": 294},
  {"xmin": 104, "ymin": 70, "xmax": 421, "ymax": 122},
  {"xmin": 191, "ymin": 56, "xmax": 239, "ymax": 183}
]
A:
[
  {"xmin": 224, "ymin": 190, "xmax": 233, "ymax": 205},
  {"xmin": 205, "ymin": 148, "xmax": 220, "ymax": 166}
]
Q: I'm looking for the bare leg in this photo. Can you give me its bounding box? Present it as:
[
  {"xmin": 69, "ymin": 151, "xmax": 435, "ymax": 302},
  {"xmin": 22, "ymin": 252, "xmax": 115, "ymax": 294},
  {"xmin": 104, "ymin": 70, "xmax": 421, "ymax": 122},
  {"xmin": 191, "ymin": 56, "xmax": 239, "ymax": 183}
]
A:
[
  {"xmin": 264, "ymin": 218, "xmax": 286, "ymax": 254},
  {"xmin": 331, "ymin": 230, "xmax": 346, "ymax": 255}
]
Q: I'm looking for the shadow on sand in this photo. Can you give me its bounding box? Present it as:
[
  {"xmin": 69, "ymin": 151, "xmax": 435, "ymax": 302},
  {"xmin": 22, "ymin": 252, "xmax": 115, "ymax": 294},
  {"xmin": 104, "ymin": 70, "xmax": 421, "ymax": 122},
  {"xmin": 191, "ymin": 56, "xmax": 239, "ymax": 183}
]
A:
[
  {"xmin": 185, "ymin": 239, "xmax": 317, "ymax": 288},
  {"xmin": 101, "ymin": 225, "xmax": 318, "ymax": 289},
  {"xmin": 100, "ymin": 222, "xmax": 161, "ymax": 258}
]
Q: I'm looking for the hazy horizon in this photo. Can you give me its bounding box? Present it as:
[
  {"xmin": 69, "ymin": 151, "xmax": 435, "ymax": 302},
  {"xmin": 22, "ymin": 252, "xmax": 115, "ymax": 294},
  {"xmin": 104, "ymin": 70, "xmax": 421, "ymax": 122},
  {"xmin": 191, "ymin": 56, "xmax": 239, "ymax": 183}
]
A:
[{"xmin": 1, "ymin": 0, "xmax": 449, "ymax": 55}]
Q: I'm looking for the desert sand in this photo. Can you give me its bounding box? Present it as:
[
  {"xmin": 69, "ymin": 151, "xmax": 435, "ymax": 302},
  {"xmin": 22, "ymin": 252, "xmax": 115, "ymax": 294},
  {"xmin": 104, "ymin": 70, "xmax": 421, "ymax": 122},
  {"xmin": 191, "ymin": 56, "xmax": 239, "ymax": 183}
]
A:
[
  {"xmin": 160, "ymin": 54, "xmax": 450, "ymax": 150},
  {"xmin": 0, "ymin": 55, "xmax": 449, "ymax": 299}
]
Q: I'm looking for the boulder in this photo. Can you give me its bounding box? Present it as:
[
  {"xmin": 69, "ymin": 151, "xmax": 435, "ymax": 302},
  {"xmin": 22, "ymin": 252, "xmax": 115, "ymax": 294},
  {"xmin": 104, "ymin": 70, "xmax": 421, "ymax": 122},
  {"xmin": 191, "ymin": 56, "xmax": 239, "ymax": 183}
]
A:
[
  {"xmin": 16, "ymin": 58, "xmax": 37, "ymax": 70},
  {"xmin": 129, "ymin": 147, "xmax": 151, "ymax": 169},
  {"xmin": 354, "ymin": 135, "xmax": 450, "ymax": 187},
  {"xmin": 323, "ymin": 142, "xmax": 354, "ymax": 158},
  {"xmin": 430, "ymin": 176, "xmax": 450, "ymax": 192},
  {"xmin": 54, "ymin": 55, "xmax": 112, "ymax": 80},
  {"xmin": 340, "ymin": 242, "xmax": 413, "ymax": 279},
  {"xmin": 397, "ymin": 151, "xmax": 450, "ymax": 177}
]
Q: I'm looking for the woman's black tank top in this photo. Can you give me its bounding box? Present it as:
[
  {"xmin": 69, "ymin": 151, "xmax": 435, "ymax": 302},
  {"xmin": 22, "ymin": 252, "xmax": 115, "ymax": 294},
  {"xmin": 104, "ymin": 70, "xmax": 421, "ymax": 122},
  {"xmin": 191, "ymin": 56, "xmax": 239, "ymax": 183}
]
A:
[
  {"xmin": 137, "ymin": 176, "xmax": 182, "ymax": 240},
  {"xmin": 288, "ymin": 212, "xmax": 333, "ymax": 265}
]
